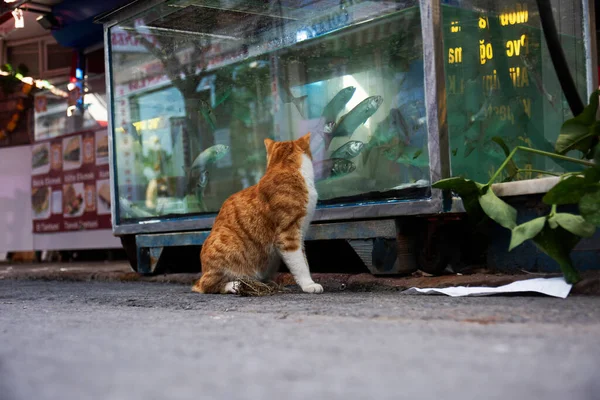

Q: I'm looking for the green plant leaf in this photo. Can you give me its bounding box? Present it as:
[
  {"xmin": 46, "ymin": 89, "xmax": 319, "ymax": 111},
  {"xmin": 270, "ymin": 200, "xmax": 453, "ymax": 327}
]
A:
[
  {"xmin": 432, "ymin": 177, "xmax": 487, "ymax": 220},
  {"xmin": 491, "ymin": 136, "xmax": 518, "ymax": 178},
  {"xmin": 479, "ymin": 188, "xmax": 517, "ymax": 230},
  {"xmin": 532, "ymin": 225, "xmax": 582, "ymax": 284},
  {"xmin": 555, "ymin": 120, "xmax": 599, "ymax": 156},
  {"xmin": 432, "ymin": 177, "xmax": 483, "ymax": 195},
  {"xmin": 578, "ymin": 90, "xmax": 600, "ymax": 125},
  {"xmin": 550, "ymin": 213, "xmax": 596, "ymax": 237},
  {"xmin": 584, "ymin": 166, "xmax": 600, "ymax": 182},
  {"xmin": 580, "ymin": 188, "xmax": 600, "ymax": 226},
  {"xmin": 543, "ymin": 176, "xmax": 592, "ymax": 205},
  {"xmin": 555, "ymin": 90, "xmax": 600, "ymax": 156},
  {"xmin": 509, "ymin": 217, "xmax": 546, "ymax": 251}
]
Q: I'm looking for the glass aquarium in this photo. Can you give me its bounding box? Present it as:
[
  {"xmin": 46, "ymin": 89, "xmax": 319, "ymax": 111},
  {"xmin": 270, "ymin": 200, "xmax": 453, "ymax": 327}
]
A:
[
  {"xmin": 441, "ymin": 0, "xmax": 590, "ymax": 183},
  {"xmin": 107, "ymin": 0, "xmax": 431, "ymax": 223}
]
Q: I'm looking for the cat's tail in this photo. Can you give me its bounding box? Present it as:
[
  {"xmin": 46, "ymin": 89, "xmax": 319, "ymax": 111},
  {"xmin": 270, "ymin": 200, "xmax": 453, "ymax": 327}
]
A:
[{"xmin": 192, "ymin": 270, "xmax": 229, "ymax": 294}]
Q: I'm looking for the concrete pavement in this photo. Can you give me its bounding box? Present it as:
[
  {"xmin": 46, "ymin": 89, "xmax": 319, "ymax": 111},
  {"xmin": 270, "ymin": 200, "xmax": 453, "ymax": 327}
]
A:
[
  {"xmin": 2, "ymin": 260, "xmax": 600, "ymax": 294},
  {"xmin": 1, "ymin": 280, "xmax": 600, "ymax": 400}
]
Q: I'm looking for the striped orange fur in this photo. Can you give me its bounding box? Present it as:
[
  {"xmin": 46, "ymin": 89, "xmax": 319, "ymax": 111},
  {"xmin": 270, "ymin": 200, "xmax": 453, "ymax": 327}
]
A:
[{"xmin": 193, "ymin": 133, "xmax": 323, "ymax": 294}]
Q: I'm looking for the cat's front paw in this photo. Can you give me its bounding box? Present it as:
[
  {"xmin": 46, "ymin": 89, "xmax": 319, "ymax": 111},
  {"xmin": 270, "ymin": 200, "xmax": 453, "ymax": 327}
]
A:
[{"xmin": 302, "ymin": 283, "xmax": 324, "ymax": 294}]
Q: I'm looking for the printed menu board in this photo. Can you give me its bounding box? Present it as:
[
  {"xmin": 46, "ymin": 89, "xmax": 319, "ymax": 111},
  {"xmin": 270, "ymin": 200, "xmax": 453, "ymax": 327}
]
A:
[{"xmin": 31, "ymin": 129, "xmax": 112, "ymax": 233}]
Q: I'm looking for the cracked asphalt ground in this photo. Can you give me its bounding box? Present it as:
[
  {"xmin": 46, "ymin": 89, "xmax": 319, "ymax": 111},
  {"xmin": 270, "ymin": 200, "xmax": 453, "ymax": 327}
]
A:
[{"xmin": 1, "ymin": 281, "xmax": 599, "ymax": 400}]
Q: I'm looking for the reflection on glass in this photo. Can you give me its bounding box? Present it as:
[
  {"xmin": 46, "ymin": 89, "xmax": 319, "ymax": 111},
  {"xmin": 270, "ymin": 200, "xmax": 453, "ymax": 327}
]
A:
[
  {"xmin": 34, "ymin": 74, "xmax": 107, "ymax": 141},
  {"xmin": 442, "ymin": 0, "xmax": 588, "ymax": 183},
  {"xmin": 109, "ymin": 0, "xmax": 430, "ymax": 222}
]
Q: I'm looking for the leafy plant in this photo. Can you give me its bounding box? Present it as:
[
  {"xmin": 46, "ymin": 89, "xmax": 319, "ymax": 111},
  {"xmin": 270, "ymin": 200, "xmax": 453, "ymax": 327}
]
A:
[
  {"xmin": 0, "ymin": 63, "xmax": 30, "ymax": 95},
  {"xmin": 433, "ymin": 90, "xmax": 600, "ymax": 284}
]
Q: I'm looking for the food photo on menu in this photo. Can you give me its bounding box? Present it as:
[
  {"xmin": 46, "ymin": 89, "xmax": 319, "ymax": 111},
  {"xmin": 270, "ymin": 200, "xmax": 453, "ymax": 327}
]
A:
[
  {"xmin": 96, "ymin": 131, "xmax": 109, "ymax": 163},
  {"xmin": 63, "ymin": 135, "xmax": 82, "ymax": 170},
  {"xmin": 63, "ymin": 183, "xmax": 85, "ymax": 217},
  {"xmin": 31, "ymin": 143, "xmax": 50, "ymax": 174},
  {"xmin": 96, "ymin": 180, "xmax": 111, "ymax": 214},
  {"xmin": 31, "ymin": 186, "xmax": 51, "ymax": 220}
]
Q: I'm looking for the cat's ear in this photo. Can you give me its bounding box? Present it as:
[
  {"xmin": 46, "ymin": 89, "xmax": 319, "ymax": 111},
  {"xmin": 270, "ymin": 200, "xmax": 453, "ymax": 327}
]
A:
[
  {"xmin": 264, "ymin": 138, "xmax": 275, "ymax": 154},
  {"xmin": 297, "ymin": 132, "xmax": 311, "ymax": 152}
]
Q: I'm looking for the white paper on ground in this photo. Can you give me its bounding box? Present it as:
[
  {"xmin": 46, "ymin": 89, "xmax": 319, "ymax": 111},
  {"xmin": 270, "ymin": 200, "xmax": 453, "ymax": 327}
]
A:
[{"xmin": 402, "ymin": 277, "xmax": 572, "ymax": 299}]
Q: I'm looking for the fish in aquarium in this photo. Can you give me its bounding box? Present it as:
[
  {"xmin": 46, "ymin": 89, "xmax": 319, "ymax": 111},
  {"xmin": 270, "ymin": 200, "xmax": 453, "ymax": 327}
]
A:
[
  {"xmin": 463, "ymin": 124, "xmax": 504, "ymax": 159},
  {"xmin": 214, "ymin": 86, "xmax": 233, "ymax": 108},
  {"xmin": 313, "ymin": 158, "xmax": 356, "ymax": 181},
  {"xmin": 398, "ymin": 102, "xmax": 427, "ymax": 135},
  {"xmin": 199, "ymin": 100, "xmax": 217, "ymax": 130},
  {"xmin": 394, "ymin": 151, "xmax": 429, "ymax": 168},
  {"xmin": 330, "ymin": 140, "xmax": 365, "ymax": 159},
  {"xmin": 519, "ymin": 54, "xmax": 557, "ymax": 109},
  {"xmin": 312, "ymin": 91, "xmax": 381, "ymax": 161},
  {"xmin": 119, "ymin": 197, "xmax": 154, "ymax": 219},
  {"xmin": 361, "ymin": 107, "xmax": 414, "ymax": 165},
  {"xmin": 366, "ymin": 108, "xmax": 407, "ymax": 149},
  {"xmin": 464, "ymin": 88, "xmax": 495, "ymax": 128},
  {"xmin": 321, "ymin": 86, "xmax": 356, "ymax": 124},
  {"xmin": 382, "ymin": 142, "xmax": 423, "ymax": 161},
  {"xmin": 331, "ymin": 95, "xmax": 383, "ymax": 137},
  {"xmin": 190, "ymin": 144, "xmax": 230, "ymax": 171},
  {"xmin": 185, "ymin": 144, "xmax": 230, "ymax": 210},
  {"xmin": 278, "ymin": 74, "xmax": 308, "ymax": 118},
  {"xmin": 126, "ymin": 123, "xmax": 142, "ymax": 146},
  {"xmin": 396, "ymin": 155, "xmax": 429, "ymax": 168}
]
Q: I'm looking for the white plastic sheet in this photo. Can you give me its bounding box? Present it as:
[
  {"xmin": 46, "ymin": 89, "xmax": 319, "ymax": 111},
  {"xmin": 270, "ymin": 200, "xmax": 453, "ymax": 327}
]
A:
[{"xmin": 402, "ymin": 277, "xmax": 572, "ymax": 299}]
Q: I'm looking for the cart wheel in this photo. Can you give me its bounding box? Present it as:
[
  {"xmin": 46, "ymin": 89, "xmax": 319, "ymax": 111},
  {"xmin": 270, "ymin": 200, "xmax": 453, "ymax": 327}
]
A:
[
  {"xmin": 120, "ymin": 235, "xmax": 138, "ymax": 272},
  {"xmin": 416, "ymin": 220, "xmax": 451, "ymax": 275}
]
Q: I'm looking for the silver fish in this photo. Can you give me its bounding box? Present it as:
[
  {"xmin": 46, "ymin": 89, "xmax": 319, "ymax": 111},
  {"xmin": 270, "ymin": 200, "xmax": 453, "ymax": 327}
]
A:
[
  {"xmin": 198, "ymin": 170, "xmax": 209, "ymax": 188},
  {"xmin": 395, "ymin": 147, "xmax": 428, "ymax": 168},
  {"xmin": 184, "ymin": 144, "xmax": 229, "ymax": 196},
  {"xmin": 195, "ymin": 181, "xmax": 207, "ymax": 212},
  {"xmin": 321, "ymin": 86, "xmax": 356, "ymax": 124},
  {"xmin": 521, "ymin": 55, "xmax": 556, "ymax": 108},
  {"xmin": 119, "ymin": 198, "xmax": 154, "ymax": 219},
  {"xmin": 312, "ymin": 121, "xmax": 337, "ymax": 160},
  {"xmin": 367, "ymin": 108, "xmax": 406, "ymax": 150},
  {"xmin": 191, "ymin": 144, "xmax": 229, "ymax": 171},
  {"xmin": 313, "ymin": 158, "xmax": 356, "ymax": 181},
  {"xmin": 331, "ymin": 140, "xmax": 365, "ymax": 159},
  {"xmin": 469, "ymin": 88, "xmax": 494, "ymax": 124},
  {"xmin": 279, "ymin": 75, "xmax": 308, "ymax": 118},
  {"xmin": 331, "ymin": 158, "xmax": 356, "ymax": 177},
  {"xmin": 323, "ymin": 122, "xmax": 335, "ymax": 135},
  {"xmin": 199, "ymin": 100, "xmax": 217, "ymax": 130},
  {"xmin": 126, "ymin": 123, "xmax": 142, "ymax": 146},
  {"xmin": 332, "ymin": 96, "xmax": 383, "ymax": 137}
]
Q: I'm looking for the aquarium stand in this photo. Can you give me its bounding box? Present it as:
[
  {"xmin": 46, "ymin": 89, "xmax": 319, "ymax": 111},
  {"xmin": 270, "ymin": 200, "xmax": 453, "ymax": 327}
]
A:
[{"xmin": 132, "ymin": 219, "xmax": 424, "ymax": 275}]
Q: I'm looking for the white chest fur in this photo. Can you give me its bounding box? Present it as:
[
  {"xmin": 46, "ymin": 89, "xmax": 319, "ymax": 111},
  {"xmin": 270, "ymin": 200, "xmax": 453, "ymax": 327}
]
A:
[{"xmin": 300, "ymin": 154, "xmax": 318, "ymax": 235}]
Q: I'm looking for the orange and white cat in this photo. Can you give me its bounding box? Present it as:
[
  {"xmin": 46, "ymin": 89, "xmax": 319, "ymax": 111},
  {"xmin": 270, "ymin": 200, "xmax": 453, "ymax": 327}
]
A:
[{"xmin": 192, "ymin": 133, "xmax": 323, "ymax": 294}]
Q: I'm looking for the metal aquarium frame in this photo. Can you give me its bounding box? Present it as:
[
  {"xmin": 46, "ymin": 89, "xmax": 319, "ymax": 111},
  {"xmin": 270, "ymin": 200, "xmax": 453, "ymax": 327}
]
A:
[{"xmin": 98, "ymin": 0, "xmax": 597, "ymax": 274}]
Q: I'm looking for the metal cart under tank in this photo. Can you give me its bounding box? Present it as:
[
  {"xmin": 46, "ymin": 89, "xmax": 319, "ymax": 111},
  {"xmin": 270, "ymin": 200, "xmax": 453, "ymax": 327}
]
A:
[{"xmin": 97, "ymin": 0, "xmax": 596, "ymax": 274}]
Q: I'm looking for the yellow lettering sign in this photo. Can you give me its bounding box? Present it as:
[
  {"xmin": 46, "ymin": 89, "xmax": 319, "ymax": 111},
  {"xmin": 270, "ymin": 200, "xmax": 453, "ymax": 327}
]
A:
[
  {"xmin": 448, "ymin": 47, "xmax": 463, "ymax": 64},
  {"xmin": 499, "ymin": 3, "xmax": 528, "ymax": 26},
  {"xmin": 480, "ymin": 40, "xmax": 493, "ymax": 65}
]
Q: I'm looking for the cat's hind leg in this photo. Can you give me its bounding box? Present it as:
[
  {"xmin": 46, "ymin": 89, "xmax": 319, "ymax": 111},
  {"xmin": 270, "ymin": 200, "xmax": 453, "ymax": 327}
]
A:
[{"xmin": 192, "ymin": 270, "xmax": 239, "ymax": 294}]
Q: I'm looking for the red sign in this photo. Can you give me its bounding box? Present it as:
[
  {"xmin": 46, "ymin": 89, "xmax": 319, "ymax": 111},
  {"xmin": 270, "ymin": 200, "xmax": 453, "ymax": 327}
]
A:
[{"xmin": 31, "ymin": 129, "xmax": 112, "ymax": 233}]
